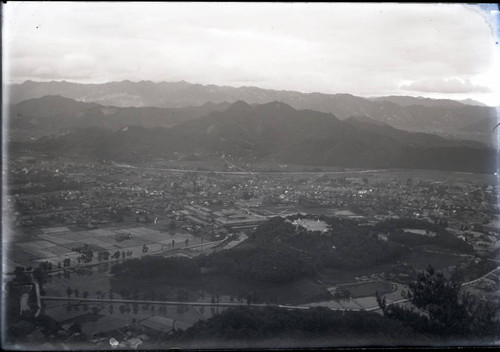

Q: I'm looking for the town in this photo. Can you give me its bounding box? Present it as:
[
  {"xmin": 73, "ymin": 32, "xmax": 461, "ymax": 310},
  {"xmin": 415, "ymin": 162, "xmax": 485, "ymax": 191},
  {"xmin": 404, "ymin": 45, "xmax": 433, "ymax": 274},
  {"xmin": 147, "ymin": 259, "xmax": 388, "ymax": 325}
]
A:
[
  {"xmin": 7, "ymin": 154, "xmax": 499, "ymax": 251},
  {"xmin": 3, "ymin": 151, "xmax": 500, "ymax": 349}
]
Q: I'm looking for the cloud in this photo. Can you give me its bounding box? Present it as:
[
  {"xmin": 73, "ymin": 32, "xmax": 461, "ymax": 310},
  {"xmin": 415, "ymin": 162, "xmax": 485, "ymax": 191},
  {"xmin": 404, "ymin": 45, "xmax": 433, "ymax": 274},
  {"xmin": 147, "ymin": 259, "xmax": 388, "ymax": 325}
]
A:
[
  {"xmin": 2, "ymin": 2, "xmax": 499, "ymax": 104},
  {"xmin": 401, "ymin": 78, "xmax": 492, "ymax": 94},
  {"xmin": 33, "ymin": 66, "xmax": 55, "ymax": 77}
]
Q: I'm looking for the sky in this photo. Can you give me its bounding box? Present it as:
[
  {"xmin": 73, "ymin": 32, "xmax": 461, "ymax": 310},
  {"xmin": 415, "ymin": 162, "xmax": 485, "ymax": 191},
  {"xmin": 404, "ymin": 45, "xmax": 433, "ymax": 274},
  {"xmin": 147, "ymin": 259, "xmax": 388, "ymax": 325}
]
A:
[{"xmin": 2, "ymin": 2, "xmax": 500, "ymax": 105}]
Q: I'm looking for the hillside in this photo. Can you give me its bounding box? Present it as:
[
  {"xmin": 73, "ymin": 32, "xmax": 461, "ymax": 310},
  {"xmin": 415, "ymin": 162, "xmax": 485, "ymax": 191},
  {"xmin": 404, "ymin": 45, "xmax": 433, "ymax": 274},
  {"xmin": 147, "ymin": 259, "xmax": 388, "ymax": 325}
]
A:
[
  {"xmin": 9, "ymin": 95, "xmax": 230, "ymax": 134},
  {"xmin": 9, "ymin": 80, "xmax": 498, "ymax": 135},
  {"xmin": 24, "ymin": 101, "xmax": 496, "ymax": 173}
]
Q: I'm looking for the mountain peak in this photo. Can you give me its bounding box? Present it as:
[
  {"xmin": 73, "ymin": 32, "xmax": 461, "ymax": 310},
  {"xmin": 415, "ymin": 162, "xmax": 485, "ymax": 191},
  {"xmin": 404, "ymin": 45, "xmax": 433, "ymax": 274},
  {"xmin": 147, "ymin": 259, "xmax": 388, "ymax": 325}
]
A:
[
  {"xmin": 226, "ymin": 100, "xmax": 253, "ymax": 113},
  {"xmin": 459, "ymin": 98, "xmax": 488, "ymax": 107},
  {"xmin": 262, "ymin": 101, "xmax": 291, "ymax": 108}
]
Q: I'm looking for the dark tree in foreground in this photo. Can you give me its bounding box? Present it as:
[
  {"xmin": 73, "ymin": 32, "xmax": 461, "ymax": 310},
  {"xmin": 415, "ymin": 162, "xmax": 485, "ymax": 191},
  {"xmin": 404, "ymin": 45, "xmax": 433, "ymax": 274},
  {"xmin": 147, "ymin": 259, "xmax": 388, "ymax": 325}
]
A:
[
  {"xmin": 170, "ymin": 306, "xmax": 424, "ymax": 345},
  {"xmin": 377, "ymin": 266, "xmax": 499, "ymax": 339}
]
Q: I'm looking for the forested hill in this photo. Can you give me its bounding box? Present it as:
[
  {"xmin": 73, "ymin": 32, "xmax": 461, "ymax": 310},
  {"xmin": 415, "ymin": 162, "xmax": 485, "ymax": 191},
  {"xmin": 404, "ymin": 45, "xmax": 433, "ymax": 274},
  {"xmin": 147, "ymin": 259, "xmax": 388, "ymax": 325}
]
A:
[{"xmin": 22, "ymin": 100, "xmax": 497, "ymax": 174}]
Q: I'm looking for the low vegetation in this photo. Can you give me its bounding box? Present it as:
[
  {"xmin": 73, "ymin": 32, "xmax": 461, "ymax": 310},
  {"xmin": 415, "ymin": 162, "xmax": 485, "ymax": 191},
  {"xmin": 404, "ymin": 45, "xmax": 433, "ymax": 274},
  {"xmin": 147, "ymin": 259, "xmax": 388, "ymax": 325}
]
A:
[
  {"xmin": 170, "ymin": 306, "xmax": 424, "ymax": 346},
  {"xmin": 377, "ymin": 266, "xmax": 499, "ymax": 341}
]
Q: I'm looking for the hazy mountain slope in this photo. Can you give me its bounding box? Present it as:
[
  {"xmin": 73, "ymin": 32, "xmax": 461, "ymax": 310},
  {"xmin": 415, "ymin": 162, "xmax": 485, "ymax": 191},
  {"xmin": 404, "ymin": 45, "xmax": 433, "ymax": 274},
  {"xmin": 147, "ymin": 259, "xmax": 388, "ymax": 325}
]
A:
[
  {"xmin": 13, "ymin": 95, "xmax": 100, "ymax": 117},
  {"xmin": 345, "ymin": 116, "xmax": 485, "ymax": 149},
  {"xmin": 9, "ymin": 80, "xmax": 497, "ymax": 135},
  {"xmin": 371, "ymin": 96, "xmax": 488, "ymax": 108},
  {"xmin": 9, "ymin": 95, "xmax": 231, "ymax": 133},
  {"xmin": 459, "ymin": 117, "xmax": 499, "ymax": 134},
  {"xmin": 34, "ymin": 127, "xmax": 115, "ymax": 155}
]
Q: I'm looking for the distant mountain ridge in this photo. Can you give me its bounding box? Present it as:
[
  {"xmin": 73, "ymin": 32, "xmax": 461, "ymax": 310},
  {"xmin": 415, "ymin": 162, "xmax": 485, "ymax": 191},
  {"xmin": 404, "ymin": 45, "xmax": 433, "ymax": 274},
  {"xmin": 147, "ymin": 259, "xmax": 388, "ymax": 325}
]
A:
[
  {"xmin": 25, "ymin": 100, "xmax": 496, "ymax": 174},
  {"xmin": 9, "ymin": 95, "xmax": 231, "ymax": 133},
  {"xmin": 369, "ymin": 96, "xmax": 488, "ymax": 108},
  {"xmin": 9, "ymin": 80, "xmax": 497, "ymax": 138}
]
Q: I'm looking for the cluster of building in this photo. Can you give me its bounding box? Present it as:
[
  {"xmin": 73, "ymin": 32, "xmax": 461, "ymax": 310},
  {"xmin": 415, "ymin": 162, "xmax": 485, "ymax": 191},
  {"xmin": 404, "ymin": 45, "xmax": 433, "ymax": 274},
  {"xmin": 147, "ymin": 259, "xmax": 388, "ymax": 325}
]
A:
[
  {"xmin": 178, "ymin": 205, "xmax": 267, "ymax": 230},
  {"xmin": 6, "ymin": 156, "xmax": 500, "ymax": 253}
]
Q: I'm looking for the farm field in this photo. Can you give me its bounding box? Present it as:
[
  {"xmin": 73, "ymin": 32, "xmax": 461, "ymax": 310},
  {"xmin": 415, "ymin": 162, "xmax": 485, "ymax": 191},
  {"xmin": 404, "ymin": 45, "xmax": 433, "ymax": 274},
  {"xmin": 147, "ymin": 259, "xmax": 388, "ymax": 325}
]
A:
[
  {"xmin": 381, "ymin": 283, "xmax": 408, "ymax": 304},
  {"xmin": 338, "ymin": 281, "xmax": 395, "ymax": 298},
  {"xmin": 402, "ymin": 251, "xmax": 465, "ymax": 273},
  {"xmin": 5, "ymin": 225, "xmax": 200, "ymax": 272},
  {"xmin": 110, "ymin": 274, "xmax": 330, "ymax": 306},
  {"xmin": 43, "ymin": 297, "xmax": 224, "ymax": 336},
  {"xmin": 43, "ymin": 267, "xmax": 113, "ymax": 298}
]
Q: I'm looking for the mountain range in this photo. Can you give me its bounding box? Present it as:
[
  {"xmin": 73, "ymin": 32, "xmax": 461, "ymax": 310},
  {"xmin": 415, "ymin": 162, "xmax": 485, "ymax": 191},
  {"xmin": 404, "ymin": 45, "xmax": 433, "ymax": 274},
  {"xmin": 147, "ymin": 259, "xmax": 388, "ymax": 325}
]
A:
[
  {"xmin": 9, "ymin": 80, "xmax": 498, "ymax": 141},
  {"xmin": 21, "ymin": 99, "xmax": 496, "ymax": 174},
  {"xmin": 9, "ymin": 95, "xmax": 230, "ymax": 133},
  {"xmin": 368, "ymin": 96, "xmax": 488, "ymax": 108}
]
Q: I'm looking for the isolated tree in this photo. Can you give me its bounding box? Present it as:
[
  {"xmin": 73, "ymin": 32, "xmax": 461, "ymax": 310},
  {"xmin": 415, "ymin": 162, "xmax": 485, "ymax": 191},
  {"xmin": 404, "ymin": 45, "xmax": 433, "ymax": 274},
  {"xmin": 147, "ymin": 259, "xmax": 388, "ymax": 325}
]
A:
[
  {"xmin": 82, "ymin": 291, "xmax": 89, "ymax": 299},
  {"xmin": 33, "ymin": 267, "xmax": 47, "ymax": 286},
  {"xmin": 66, "ymin": 287, "xmax": 73, "ymax": 298},
  {"xmin": 74, "ymin": 289, "xmax": 80, "ymax": 298},
  {"xmin": 13, "ymin": 266, "xmax": 29, "ymax": 283}
]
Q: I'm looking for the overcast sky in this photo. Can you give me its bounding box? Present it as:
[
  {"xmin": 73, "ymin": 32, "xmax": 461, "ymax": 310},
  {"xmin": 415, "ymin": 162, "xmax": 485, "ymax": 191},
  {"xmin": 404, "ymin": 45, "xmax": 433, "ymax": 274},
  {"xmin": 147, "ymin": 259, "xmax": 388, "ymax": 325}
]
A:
[{"xmin": 3, "ymin": 2, "xmax": 500, "ymax": 105}]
